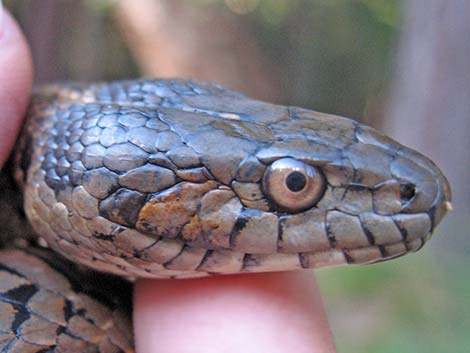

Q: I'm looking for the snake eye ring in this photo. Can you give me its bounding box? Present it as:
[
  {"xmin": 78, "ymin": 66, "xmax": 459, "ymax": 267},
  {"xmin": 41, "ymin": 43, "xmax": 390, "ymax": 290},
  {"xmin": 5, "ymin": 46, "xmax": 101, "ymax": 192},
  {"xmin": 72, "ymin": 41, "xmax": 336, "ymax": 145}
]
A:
[{"xmin": 262, "ymin": 157, "xmax": 326, "ymax": 212}]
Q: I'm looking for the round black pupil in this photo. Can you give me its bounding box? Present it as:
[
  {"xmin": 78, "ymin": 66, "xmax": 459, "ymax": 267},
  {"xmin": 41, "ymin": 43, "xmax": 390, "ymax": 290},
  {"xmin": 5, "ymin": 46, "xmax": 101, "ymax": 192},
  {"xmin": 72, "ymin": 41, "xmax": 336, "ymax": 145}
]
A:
[{"xmin": 286, "ymin": 171, "xmax": 307, "ymax": 192}]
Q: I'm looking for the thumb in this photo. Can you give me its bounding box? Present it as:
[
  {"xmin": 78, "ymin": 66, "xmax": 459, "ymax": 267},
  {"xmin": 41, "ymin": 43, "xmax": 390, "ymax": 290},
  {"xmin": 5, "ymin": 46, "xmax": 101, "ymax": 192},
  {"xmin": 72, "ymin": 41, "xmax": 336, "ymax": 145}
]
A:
[{"xmin": 0, "ymin": 4, "xmax": 33, "ymax": 168}]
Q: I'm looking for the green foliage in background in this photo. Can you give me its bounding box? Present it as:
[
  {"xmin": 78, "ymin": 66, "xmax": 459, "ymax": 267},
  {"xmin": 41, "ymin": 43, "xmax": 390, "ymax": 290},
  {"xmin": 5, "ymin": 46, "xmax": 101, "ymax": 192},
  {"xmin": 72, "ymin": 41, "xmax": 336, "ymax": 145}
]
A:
[
  {"xmin": 247, "ymin": 0, "xmax": 402, "ymax": 121},
  {"xmin": 317, "ymin": 253, "xmax": 470, "ymax": 352}
]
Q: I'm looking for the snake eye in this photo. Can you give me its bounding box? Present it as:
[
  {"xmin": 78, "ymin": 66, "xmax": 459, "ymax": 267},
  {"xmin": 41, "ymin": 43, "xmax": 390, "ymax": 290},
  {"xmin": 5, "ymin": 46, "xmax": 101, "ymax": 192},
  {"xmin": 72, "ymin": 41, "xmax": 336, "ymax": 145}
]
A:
[{"xmin": 263, "ymin": 158, "xmax": 325, "ymax": 212}]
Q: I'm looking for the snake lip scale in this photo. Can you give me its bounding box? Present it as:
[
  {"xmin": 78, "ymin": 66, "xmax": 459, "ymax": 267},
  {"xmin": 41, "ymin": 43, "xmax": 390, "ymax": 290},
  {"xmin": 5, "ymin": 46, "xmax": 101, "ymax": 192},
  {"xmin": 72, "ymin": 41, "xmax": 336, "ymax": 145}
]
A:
[{"xmin": 0, "ymin": 78, "xmax": 451, "ymax": 352}]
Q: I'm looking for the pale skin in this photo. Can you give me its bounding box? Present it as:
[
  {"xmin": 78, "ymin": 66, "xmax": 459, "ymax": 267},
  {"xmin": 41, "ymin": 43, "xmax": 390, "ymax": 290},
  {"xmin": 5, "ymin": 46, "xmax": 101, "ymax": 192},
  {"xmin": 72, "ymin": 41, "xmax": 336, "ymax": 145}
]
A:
[
  {"xmin": 135, "ymin": 272, "xmax": 336, "ymax": 353},
  {"xmin": 0, "ymin": 8, "xmax": 337, "ymax": 353}
]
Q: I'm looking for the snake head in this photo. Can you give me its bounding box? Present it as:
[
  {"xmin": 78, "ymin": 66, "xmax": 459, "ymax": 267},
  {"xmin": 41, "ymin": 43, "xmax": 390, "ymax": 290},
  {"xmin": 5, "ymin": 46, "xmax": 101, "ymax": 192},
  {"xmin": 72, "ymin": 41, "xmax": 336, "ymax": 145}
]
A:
[
  {"xmin": 251, "ymin": 108, "xmax": 452, "ymax": 268},
  {"xmin": 23, "ymin": 79, "xmax": 452, "ymax": 277}
]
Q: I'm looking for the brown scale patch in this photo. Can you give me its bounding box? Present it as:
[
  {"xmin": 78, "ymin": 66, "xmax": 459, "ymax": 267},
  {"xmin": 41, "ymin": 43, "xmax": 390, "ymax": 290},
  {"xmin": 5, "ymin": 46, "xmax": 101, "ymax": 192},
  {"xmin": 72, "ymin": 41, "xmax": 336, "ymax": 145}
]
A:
[
  {"xmin": 136, "ymin": 181, "xmax": 217, "ymax": 238},
  {"xmin": 182, "ymin": 214, "xmax": 203, "ymax": 243}
]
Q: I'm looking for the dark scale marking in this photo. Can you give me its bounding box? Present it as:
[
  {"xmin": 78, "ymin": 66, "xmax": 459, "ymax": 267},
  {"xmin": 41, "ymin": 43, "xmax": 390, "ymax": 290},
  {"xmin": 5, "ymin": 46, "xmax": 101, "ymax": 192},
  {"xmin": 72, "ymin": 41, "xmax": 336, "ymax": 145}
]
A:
[
  {"xmin": 230, "ymin": 208, "xmax": 267, "ymax": 248},
  {"xmin": 359, "ymin": 220, "xmax": 376, "ymax": 245},
  {"xmin": 36, "ymin": 348, "xmax": 55, "ymax": 353},
  {"xmin": 342, "ymin": 251, "xmax": 355, "ymax": 264},
  {"xmin": 232, "ymin": 212, "xmax": 250, "ymax": 234},
  {"xmin": 2, "ymin": 337, "xmax": 16, "ymax": 352},
  {"xmin": 324, "ymin": 217, "xmax": 337, "ymax": 248},
  {"xmin": 63, "ymin": 299, "xmax": 74, "ymax": 322},
  {"xmin": 406, "ymin": 238, "xmax": 425, "ymax": 252},
  {"xmin": 242, "ymin": 254, "xmax": 259, "ymax": 268},
  {"xmin": 76, "ymin": 308, "xmax": 87, "ymax": 318},
  {"xmin": 392, "ymin": 217, "xmax": 408, "ymax": 240},
  {"xmin": 371, "ymin": 252, "xmax": 406, "ymax": 264},
  {"xmin": 56, "ymin": 324, "xmax": 66, "ymax": 336},
  {"xmin": 378, "ymin": 245, "xmax": 387, "ymax": 258},
  {"xmin": 0, "ymin": 263, "xmax": 27, "ymax": 279},
  {"xmin": 163, "ymin": 245, "xmax": 188, "ymax": 268},
  {"xmin": 3, "ymin": 284, "xmax": 38, "ymax": 305},
  {"xmin": 11, "ymin": 302, "xmax": 31, "ymax": 334},
  {"xmin": 277, "ymin": 219, "xmax": 283, "ymax": 250},
  {"xmin": 197, "ymin": 249, "xmax": 214, "ymax": 270},
  {"xmin": 99, "ymin": 189, "xmax": 146, "ymax": 227},
  {"xmin": 298, "ymin": 253, "xmax": 309, "ymax": 268},
  {"xmin": 94, "ymin": 233, "xmax": 115, "ymax": 241}
]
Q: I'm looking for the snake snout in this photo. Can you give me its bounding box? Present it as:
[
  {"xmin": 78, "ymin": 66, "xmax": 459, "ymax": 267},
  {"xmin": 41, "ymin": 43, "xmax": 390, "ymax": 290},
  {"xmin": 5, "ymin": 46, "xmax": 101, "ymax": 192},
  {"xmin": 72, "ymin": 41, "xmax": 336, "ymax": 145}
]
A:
[
  {"xmin": 395, "ymin": 150, "xmax": 452, "ymax": 230},
  {"xmin": 356, "ymin": 124, "xmax": 451, "ymax": 228}
]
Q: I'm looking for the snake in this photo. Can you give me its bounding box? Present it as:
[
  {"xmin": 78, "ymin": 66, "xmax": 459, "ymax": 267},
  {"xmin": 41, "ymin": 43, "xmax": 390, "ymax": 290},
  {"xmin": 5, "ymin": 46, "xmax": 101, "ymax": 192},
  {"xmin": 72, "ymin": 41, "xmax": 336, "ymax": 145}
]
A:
[{"xmin": 0, "ymin": 78, "xmax": 451, "ymax": 352}]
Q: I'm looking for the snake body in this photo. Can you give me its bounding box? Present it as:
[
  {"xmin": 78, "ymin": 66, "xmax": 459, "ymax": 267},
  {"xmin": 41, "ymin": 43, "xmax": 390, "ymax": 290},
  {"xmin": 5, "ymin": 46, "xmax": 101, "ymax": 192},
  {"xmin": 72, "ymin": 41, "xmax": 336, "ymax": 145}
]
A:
[{"xmin": 0, "ymin": 79, "xmax": 451, "ymax": 352}]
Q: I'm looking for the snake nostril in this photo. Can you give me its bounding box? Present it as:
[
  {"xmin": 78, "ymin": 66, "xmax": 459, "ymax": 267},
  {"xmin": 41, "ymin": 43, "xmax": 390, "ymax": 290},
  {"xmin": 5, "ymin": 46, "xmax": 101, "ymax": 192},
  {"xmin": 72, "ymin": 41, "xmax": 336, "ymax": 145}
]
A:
[{"xmin": 400, "ymin": 183, "xmax": 416, "ymax": 204}]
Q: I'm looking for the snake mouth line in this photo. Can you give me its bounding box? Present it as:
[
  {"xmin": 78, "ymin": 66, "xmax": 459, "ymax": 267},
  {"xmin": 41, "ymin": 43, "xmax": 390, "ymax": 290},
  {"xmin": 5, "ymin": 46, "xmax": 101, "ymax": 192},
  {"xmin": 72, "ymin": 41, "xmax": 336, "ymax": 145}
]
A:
[
  {"xmin": 245, "ymin": 236, "xmax": 426, "ymax": 273},
  {"xmin": 150, "ymin": 236, "xmax": 428, "ymax": 279},
  {"xmin": 167, "ymin": 236, "xmax": 427, "ymax": 278}
]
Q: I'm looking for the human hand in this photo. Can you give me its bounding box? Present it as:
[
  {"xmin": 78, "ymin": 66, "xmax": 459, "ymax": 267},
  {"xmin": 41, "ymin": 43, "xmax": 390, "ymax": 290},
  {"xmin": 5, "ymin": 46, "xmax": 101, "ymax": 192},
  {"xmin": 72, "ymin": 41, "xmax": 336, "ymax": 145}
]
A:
[{"xmin": 0, "ymin": 5, "xmax": 33, "ymax": 168}]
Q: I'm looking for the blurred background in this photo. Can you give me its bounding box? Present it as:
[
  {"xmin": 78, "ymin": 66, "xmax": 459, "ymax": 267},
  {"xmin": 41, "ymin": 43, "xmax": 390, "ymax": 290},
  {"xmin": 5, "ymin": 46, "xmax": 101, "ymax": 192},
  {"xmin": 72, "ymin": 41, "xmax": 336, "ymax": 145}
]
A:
[{"xmin": 5, "ymin": 0, "xmax": 469, "ymax": 352}]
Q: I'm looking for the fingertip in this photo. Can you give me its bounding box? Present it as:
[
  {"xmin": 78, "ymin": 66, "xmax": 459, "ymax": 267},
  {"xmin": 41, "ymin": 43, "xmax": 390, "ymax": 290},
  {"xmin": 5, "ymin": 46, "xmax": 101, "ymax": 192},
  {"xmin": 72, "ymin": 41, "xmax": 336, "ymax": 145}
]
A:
[
  {"xmin": 0, "ymin": 8, "xmax": 33, "ymax": 168},
  {"xmin": 134, "ymin": 272, "xmax": 336, "ymax": 353}
]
